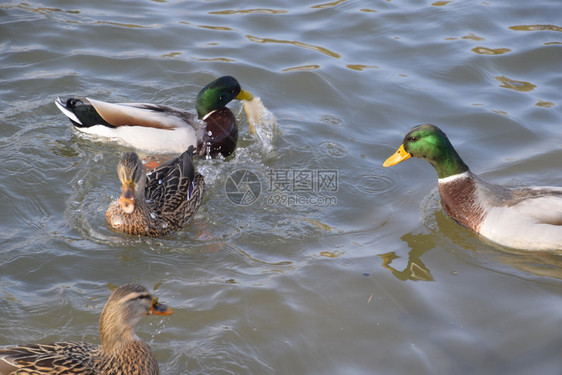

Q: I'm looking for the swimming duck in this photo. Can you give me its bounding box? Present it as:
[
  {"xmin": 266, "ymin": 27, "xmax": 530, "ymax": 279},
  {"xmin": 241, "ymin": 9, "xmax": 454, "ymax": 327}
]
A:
[
  {"xmin": 55, "ymin": 76, "xmax": 254, "ymax": 157},
  {"xmin": 106, "ymin": 147, "xmax": 205, "ymax": 237},
  {"xmin": 383, "ymin": 124, "xmax": 562, "ymax": 251},
  {"xmin": 0, "ymin": 284, "xmax": 172, "ymax": 375}
]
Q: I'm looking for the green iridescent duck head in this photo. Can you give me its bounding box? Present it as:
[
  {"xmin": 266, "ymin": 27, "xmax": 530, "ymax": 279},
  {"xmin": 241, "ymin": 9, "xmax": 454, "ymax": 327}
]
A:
[
  {"xmin": 195, "ymin": 76, "xmax": 254, "ymax": 158},
  {"xmin": 384, "ymin": 124, "xmax": 469, "ymax": 179},
  {"xmin": 195, "ymin": 76, "xmax": 253, "ymax": 118}
]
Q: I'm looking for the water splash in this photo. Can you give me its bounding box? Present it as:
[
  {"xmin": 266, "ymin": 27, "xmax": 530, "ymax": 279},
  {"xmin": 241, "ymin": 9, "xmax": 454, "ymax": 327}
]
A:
[{"xmin": 242, "ymin": 97, "xmax": 278, "ymax": 154}]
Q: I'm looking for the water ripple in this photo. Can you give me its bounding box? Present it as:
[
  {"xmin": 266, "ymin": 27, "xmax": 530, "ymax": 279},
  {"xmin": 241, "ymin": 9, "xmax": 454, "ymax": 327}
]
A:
[
  {"xmin": 509, "ymin": 24, "xmax": 562, "ymax": 32},
  {"xmin": 209, "ymin": 9, "xmax": 288, "ymax": 15},
  {"xmin": 246, "ymin": 35, "xmax": 341, "ymax": 58},
  {"xmin": 354, "ymin": 171, "xmax": 396, "ymax": 196}
]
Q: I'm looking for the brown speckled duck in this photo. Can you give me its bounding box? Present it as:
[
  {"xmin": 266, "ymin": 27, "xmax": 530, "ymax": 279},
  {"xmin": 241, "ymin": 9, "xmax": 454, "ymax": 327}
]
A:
[
  {"xmin": 384, "ymin": 124, "xmax": 562, "ymax": 251},
  {"xmin": 0, "ymin": 284, "xmax": 173, "ymax": 375},
  {"xmin": 105, "ymin": 147, "xmax": 205, "ymax": 237}
]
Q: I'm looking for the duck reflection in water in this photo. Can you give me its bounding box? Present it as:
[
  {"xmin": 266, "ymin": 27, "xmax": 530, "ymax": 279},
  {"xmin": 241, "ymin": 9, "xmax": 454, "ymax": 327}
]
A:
[{"xmin": 379, "ymin": 232, "xmax": 435, "ymax": 282}]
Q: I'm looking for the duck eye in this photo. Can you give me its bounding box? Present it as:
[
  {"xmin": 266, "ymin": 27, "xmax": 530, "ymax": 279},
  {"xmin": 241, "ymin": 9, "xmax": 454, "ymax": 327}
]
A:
[
  {"xmin": 136, "ymin": 294, "xmax": 152, "ymax": 303},
  {"xmin": 408, "ymin": 136, "xmax": 418, "ymax": 142}
]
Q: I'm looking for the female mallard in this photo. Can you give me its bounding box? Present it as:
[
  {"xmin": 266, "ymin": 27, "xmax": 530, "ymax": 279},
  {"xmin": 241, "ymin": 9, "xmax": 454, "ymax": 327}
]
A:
[
  {"xmin": 55, "ymin": 76, "xmax": 254, "ymax": 157},
  {"xmin": 0, "ymin": 284, "xmax": 172, "ymax": 375},
  {"xmin": 106, "ymin": 148, "xmax": 205, "ymax": 237},
  {"xmin": 383, "ymin": 124, "xmax": 562, "ymax": 251}
]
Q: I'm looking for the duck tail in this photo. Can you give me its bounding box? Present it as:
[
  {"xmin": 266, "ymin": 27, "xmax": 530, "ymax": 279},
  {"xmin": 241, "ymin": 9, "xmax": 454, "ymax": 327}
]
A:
[{"xmin": 54, "ymin": 97, "xmax": 113, "ymax": 128}]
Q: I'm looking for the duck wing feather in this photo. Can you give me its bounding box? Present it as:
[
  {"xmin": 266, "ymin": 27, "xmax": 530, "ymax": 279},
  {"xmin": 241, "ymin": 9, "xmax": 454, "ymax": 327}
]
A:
[
  {"xmin": 0, "ymin": 342, "xmax": 98, "ymax": 375},
  {"xmin": 87, "ymin": 98, "xmax": 199, "ymax": 130}
]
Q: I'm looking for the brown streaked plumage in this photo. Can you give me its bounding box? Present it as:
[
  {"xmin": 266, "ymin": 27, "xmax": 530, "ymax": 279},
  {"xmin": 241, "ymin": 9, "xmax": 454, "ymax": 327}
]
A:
[
  {"xmin": 105, "ymin": 148, "xmax": 205, "ymax": 237},
  {"xmin": 0, "ymin": 284, "xmax": 173, "ymax": 375}
]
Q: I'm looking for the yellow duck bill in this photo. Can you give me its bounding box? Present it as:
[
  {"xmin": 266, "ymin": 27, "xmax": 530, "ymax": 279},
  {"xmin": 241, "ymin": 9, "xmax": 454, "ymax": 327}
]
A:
[{"xmin": 383, "ymin": 144, "xmax": 411, "ymax": 167}]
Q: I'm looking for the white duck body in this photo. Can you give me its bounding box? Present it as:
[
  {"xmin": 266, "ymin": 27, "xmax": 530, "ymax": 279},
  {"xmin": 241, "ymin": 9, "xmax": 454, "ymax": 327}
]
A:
[
  {"xmin": 438, "ymin": 171, "xmax": 562, "ymax": 251},
  {"xmin": 56, "ymin": 97, "xmax": 205, "ymax": 154}
]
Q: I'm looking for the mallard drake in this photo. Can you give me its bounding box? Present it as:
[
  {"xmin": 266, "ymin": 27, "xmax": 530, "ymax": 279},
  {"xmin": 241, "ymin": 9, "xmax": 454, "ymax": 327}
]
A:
[
  {"xmin": 383, "ymin": 124, "xmax": 562, "ymax": 251},
  {"xmin": 55, "ymin": 76, "xmax": 254, "ymax": 157},
  {"xmin": 105, "ymin": 147, "xmax": 205, "ymax": 237},
  {"xmin": 0, "ymin": 284, "xmax": 172, "ymax": 375}
]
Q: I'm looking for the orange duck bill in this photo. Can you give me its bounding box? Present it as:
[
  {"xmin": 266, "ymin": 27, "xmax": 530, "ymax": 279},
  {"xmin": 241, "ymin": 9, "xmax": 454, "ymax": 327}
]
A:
[
  {"xmin": 148, "ymin": 298, "xmax": 174, "ymax": 316},
  {"xmin": 118, "ymin": 180, "xmax": 136, "ymax": 214}
]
